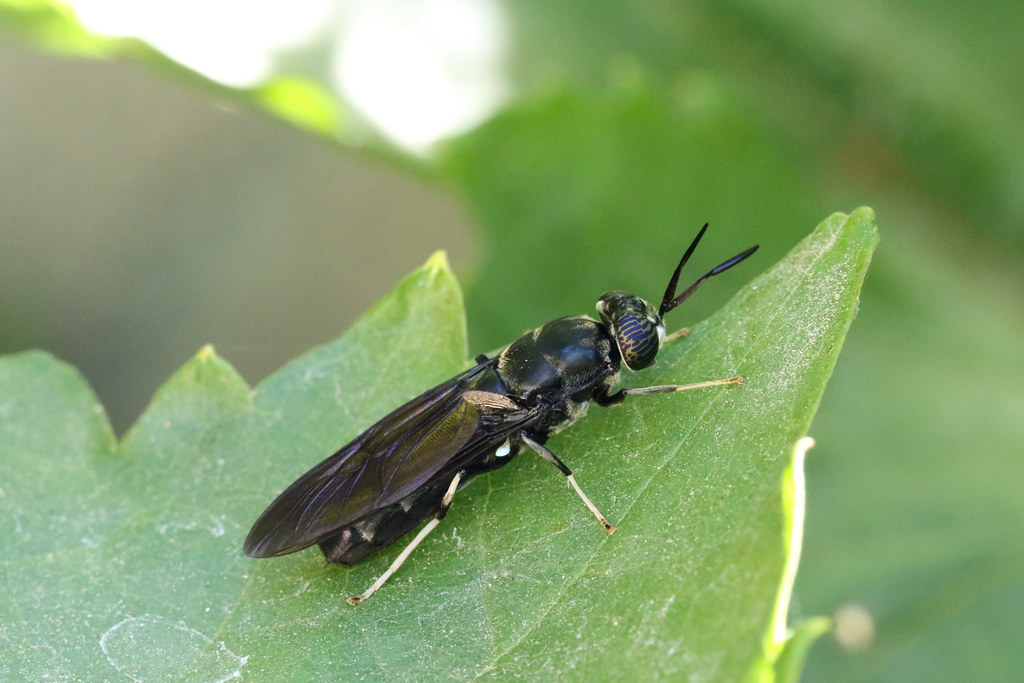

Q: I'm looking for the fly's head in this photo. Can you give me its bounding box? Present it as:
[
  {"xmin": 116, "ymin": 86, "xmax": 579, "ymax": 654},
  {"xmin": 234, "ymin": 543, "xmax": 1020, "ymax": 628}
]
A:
[
  {"xmin": 596, "ymin": 224, "xmax": 759, "ymax": 372},
  {"xmin": 596, "ymin": 292, "xmax": 663, "ymax": 371}
]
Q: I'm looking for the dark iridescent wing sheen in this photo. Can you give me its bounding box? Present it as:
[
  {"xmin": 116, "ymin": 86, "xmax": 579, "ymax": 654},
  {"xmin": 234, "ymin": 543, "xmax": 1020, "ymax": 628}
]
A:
[{"xmin": 243, "ymin": 362, "xmax": 534, "ymax": 559}]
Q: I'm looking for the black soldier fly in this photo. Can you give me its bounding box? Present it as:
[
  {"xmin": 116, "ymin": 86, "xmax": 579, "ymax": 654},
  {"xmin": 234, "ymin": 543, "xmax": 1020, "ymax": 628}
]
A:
[{"xmin": 244, "ymin": 225, "xmax": 758, "ymax": 604}]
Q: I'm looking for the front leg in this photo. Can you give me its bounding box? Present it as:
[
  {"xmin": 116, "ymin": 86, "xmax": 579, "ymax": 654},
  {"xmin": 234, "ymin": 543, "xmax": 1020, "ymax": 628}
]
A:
[
  {"xmin": 663, "ymin": 327, "xmax": 690, "ymax": 343},
  {"xmin": 594, "ymin": 375, "xmax": 743, "ymax": 407},
  {"xmin": 623, "ymin": 375, "xmax": 743, "ymax": 396},
  {"xmin": 593, "ymin": 385, "xmax": 626, "ymax": 407}
]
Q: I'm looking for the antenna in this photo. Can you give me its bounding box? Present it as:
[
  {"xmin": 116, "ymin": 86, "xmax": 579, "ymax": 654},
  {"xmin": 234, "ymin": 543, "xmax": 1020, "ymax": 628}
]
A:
[{"xmin": 659, "ymin": 225, "xmax": 758, "ymax": 317}]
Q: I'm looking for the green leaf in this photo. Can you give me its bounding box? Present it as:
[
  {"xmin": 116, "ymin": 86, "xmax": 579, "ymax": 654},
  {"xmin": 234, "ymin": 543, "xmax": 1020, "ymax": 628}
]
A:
[{"xmin": 0, "ymin": 211, "xmax": 875, "ymax": 680}]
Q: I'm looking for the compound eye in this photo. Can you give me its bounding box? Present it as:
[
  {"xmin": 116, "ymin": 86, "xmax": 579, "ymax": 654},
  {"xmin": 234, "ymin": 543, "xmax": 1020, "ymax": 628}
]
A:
[{"xmin": 614, "ymin": 313, "xmax": 660, "ymax": 370}]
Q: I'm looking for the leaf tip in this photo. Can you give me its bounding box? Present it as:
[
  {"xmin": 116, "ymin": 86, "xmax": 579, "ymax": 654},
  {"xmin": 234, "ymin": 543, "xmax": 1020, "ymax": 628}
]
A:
[
  {"xmin": 423, "ymin": 250, "xmax": 452, "ymax": 278},
  {"xmin": 196, "ymin": 344, "xmax": 217, "ymax": 361},
  {"xmin": 849, "ymin": 205, "xmax": 876, "ymax": 223},
  {"xmin": 840, "ymin": 206, "xmax": 880, "ymax": 248}
]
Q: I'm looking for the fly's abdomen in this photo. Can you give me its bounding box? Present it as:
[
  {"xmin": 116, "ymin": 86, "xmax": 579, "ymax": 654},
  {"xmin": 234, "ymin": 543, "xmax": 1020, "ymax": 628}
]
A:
[{"xmin": 319, "ymin": 482, "xmax": 447, "ymax": 565}]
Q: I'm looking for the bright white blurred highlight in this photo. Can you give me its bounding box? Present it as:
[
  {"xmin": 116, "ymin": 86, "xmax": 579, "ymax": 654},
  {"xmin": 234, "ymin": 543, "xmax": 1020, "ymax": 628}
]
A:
[
  {"xmin": 69, "ymin": 0, "xmax": 332, "ymax": 87},
  {"xmin": 67, "ymin": 0, "xmax": 508, "ymax": 152},
  {"xmin": 333, "ymin": 0, "xmax": 508, "ymax": 152}
]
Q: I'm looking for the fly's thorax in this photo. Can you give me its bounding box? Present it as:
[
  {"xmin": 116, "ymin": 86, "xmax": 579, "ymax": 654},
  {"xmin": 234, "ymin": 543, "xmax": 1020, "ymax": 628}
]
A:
[
  {"xmin": 497, "ymin": 315, "xmax": 617, "ymax": 399},
  {"xmin": 596, "ymin": 291, "xmax": 665, "ymax": 371}
]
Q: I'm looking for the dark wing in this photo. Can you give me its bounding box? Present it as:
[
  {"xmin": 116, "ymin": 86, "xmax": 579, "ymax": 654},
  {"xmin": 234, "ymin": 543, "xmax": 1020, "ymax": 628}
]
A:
[{"xmin": 244, "ymin": 362, "xmax": 536, "ymax": 558}]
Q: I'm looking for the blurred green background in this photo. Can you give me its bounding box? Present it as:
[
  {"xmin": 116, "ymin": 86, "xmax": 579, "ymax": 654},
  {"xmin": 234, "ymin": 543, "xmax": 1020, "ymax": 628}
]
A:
[{"xmin": 1, "ymin": 1, "xmax": 1021, "ymax": 680}]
